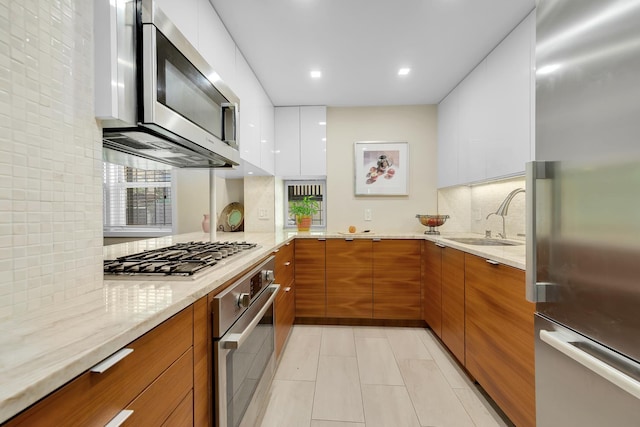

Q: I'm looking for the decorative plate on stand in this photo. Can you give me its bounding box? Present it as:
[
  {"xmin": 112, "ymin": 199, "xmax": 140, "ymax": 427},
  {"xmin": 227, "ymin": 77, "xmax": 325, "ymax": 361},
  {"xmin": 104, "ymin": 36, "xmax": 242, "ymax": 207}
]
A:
[{"xmin": 219, "ymin": 202, "xmax": 244, "ymax": 232}]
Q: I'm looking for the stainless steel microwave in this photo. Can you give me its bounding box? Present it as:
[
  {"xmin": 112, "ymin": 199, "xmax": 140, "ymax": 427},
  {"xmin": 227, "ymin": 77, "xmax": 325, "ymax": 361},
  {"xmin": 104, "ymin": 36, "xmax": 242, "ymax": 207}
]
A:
[{"xmin": 95, "ymin": 0, "xmax": 240, "ymax": 168}]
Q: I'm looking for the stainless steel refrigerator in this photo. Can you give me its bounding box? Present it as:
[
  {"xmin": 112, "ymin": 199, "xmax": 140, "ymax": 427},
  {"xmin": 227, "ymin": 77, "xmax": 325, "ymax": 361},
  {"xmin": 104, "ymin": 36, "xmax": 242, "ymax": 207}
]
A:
[{"xmin": 529, "ymin": 1, "xmax": 640, "ymax": 425}]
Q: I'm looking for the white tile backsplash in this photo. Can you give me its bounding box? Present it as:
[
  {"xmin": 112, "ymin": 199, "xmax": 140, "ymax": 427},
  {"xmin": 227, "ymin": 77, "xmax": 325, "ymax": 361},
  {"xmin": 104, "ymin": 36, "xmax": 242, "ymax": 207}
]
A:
[{"xmin": 0, "ymin": 0, "xmax": 103, "ymax": 319}]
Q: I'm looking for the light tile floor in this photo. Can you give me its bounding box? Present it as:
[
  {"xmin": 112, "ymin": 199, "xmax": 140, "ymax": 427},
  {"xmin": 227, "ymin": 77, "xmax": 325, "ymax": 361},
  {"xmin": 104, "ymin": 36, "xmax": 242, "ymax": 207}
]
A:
[{"xmin": 259, "ymin": 325, "xmax": 512, "ymax": 427}]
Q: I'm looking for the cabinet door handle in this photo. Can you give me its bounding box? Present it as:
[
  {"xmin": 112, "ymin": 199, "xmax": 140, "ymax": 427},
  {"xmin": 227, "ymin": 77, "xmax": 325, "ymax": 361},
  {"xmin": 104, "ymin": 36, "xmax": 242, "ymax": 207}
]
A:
[
  {"xmin": 285, "ymin": 242, "xmax": 291, "ymax": 246},
  {"xmin": 435, "ymin": 243, "xmax": 446, "ymax": 248},
  {"xmin": 285, "ymin": 287, "xmax": 292, "ymax": 292},
  {"xmin": 90, "ymin": 348, "xmax": 134, "ymax": 374},
  {"xmin": 104, "ymin": 409, "xmax": 134, "ymax": 427},
  {"xmin": 486, "ymin": 259, "xmax": 500, "ymax": 265},
  {"xmin": 284, "ymin": 261, "xmax": 291, "ymax": 266}
]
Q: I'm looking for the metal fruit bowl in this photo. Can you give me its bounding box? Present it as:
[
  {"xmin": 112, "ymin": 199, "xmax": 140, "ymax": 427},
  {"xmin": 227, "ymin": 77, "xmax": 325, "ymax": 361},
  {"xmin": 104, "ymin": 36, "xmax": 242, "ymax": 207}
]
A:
[{"xmin": 416, "ymin": 214, "xmax": 450, "ymax": 235}]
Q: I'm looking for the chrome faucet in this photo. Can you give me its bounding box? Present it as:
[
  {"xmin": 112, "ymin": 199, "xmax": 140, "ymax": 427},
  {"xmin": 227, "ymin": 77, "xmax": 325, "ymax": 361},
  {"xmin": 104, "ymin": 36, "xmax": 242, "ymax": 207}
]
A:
[{"xmin": 486, "ymin": 188, "xmax": 525, "ymax": 238}]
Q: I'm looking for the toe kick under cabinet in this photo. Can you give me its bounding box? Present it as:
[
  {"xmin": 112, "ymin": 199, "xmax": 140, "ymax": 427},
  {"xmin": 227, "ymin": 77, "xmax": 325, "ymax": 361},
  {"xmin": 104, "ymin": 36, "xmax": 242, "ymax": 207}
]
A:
[{"xmin": 4, "ymin": 307, "xmax": 195, "ymax": 427}]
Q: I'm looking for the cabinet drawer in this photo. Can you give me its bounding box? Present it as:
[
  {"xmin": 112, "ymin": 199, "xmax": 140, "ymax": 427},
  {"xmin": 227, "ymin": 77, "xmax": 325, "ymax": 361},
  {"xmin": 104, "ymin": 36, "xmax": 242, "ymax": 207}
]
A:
[
  {"xmin": 162, "ymin": 390, "xmax": 194, "ymax": 427},
  {"xmin": 275, "ymin": 283, "xmax": 295, "ymax": 359},
  {"xmin": 123, "ymin": 347, "xmax": 193, "ymax": 426},
  {"xmin": 6, "ymin": 307, "xmax": 193, "ymax": 426},
  {"xmin": 275, "ymin": 241, "xmax": 295, "ymax": 287}
]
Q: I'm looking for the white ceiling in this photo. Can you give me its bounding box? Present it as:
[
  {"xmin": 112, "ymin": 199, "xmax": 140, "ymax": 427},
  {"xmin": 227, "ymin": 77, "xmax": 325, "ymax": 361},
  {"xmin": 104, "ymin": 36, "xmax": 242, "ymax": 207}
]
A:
[{"xmin": 208, "ymin": 0, "xmax": 535, "ymax": 107}]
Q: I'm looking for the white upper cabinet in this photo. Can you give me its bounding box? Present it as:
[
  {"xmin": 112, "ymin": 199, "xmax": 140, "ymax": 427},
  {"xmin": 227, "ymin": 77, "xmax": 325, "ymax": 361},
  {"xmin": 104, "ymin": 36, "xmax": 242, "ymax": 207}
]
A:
[
  {"xmin": 156, "ymin": 0, "xmax": 199, "ymax": 48},
  {"xmin": 236, "ymin": 49, "xmax": 262, "ymax": 167},
  {"xmin": 437, "ymin": 11, "xmax": 534, "ymax": 187},
  {"xmin": 196, "ymin": 0, "xmax": 237, "ymax": 88},
  {"xmin": 484, "ymin": 12, "xmax": 533, "ymax": 179},
  {"xmin": 437, "ymin": 90, "xmax": 459, "ymax": 188},
  {"xmin": 275, "ymin": 106, "xmax": 327, "ymax": 177},
  {"xmin": 260, "ymin": 95, "xmax": 275, "ymax": 175},
  {"xmin": 275, "ymin": 107, "xmax": 301, "ymax": 176},
  {"xmin": 300, "ymin": 106, "xmax": 327, "ymax": 176}
]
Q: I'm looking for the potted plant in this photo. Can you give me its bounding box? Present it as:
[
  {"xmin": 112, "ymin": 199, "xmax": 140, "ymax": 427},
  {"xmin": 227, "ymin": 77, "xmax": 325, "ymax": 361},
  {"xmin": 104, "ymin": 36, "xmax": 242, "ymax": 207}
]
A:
[{"xmin": 289, "ymin": 196, "xmax": 319, "ymax": 231}]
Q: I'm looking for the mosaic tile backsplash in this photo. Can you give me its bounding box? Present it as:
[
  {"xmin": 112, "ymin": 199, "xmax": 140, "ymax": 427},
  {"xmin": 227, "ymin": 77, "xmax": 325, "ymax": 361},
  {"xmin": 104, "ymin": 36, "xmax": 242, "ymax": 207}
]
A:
[{"xmin": 0, "ymin": 0, "xmax": 103, "ymax": 319}]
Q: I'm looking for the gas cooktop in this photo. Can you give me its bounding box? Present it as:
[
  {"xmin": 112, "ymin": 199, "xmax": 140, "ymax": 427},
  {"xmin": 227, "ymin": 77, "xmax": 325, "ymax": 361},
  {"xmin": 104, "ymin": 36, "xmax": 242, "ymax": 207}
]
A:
[{"xmin": 104, "ymin": 241, "xmax": 258, "ymax": 277}]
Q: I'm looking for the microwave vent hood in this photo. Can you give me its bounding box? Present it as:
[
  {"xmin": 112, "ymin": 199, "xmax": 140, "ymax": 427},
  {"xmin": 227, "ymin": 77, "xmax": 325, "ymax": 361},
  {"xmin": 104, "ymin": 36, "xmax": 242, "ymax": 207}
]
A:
[{"xmin": 95, "ymin": 0, "xmax": 240, "ymax": 169}]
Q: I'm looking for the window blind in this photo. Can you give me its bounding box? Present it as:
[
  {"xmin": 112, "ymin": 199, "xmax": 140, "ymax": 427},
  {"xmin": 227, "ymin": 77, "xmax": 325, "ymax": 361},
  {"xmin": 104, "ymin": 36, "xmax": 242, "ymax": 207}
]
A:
[{"xmin": 103, "ymin": 162, "xmax": 172, "ymax": 231}]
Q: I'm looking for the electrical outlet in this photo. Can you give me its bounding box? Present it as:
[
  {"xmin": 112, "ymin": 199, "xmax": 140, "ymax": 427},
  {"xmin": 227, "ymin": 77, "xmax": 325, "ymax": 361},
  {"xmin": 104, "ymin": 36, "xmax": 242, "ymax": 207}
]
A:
[
  {"xmin": 364, "ymin": 208, "xmax": 372, "ymax": 221},
  {"xmin": 258, "ymin": 208, "xmax": 268, "ymax": 220}
]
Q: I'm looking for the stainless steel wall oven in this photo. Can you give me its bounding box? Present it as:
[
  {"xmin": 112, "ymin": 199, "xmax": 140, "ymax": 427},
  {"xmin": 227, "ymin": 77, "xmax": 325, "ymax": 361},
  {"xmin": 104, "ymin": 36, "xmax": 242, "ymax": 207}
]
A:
[{"xmin": 212, "ymin": 257, "xmax": 279, "ymax": 427}]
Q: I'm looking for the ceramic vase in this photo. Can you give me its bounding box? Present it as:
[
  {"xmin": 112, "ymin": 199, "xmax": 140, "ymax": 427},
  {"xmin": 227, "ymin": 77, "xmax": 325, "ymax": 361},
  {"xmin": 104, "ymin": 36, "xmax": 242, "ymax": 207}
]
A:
[{"xmin": 202, "ymin": 214, "xmax": 210, "ymax": 232}]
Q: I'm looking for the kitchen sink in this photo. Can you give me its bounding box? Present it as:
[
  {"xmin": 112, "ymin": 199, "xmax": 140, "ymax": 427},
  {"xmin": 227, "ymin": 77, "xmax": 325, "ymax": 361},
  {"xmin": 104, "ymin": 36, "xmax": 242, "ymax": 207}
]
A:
[{"xmin": 446, "ymin": 237, "xmax": 524, "ymax": 246}]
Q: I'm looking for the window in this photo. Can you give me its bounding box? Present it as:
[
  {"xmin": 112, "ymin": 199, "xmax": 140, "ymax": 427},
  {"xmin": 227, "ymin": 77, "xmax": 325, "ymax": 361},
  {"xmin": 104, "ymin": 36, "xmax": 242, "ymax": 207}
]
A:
[
  {"xmin": 103, "ymin": 162, "xmax": 172, "ymax": 235},
  {"xmin": 284, "ymin": 180, "xmax": 326, "ymax": 229}
]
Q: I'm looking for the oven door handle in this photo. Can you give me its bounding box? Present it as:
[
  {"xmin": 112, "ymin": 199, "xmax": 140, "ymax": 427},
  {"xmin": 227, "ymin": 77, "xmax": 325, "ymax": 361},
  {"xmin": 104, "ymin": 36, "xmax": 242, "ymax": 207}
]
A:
[{"xmin": 222, "ymin": 284, "xmax": 280, "ymax": 350}]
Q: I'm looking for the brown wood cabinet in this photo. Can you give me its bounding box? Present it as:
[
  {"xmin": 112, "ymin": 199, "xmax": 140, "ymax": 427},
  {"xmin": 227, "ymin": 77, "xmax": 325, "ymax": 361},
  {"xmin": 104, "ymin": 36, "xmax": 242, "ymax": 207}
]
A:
[
  {"xmin": 422, "ymin": 241, "xmax": 443, "ymax": 337},
  {"xmin": 274, "ymin": 241, "xmax": 296, "ymax": 359},
  {"xmin": 5, "ymin": 307, "xmax": 194, "ymax": 426},
  {"xmin": 464, "ymin": 253, "xmax": 535, "ymax": 427},
  {"xmin": 193, "ymin": 296, "xmax": 211, "ymax": 427},
  {"xmin": 326, "ymin": 239, "xmax": 373, "ymax": 318},
  {"xmin": 294, "ymin": 238, "xmax": 326, "ymax": 317},
  {"xmin": 441, "ymin": 246, "xmax": 465, "ymax": 364},
  {"xmin": 372, "ymin": 239, "xmax": 422, "ymax": 319}
]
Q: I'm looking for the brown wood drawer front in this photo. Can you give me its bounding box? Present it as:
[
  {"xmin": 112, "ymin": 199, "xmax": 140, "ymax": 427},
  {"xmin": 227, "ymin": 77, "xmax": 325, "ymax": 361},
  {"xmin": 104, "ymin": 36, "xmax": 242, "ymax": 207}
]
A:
[
  {"xmin": 5, "ymin": 307, "xmax": 194, "ymax": 427},
  {"xmin": 441, "ymin": 247, "xmax": 465, "ymax": 364},
  {"xmin": 373, "ymin": 240, "xmax": 422, "ymax": 319},
  {"xmin": 422, "ymin": 241, "xmax": 443, "ymax": 337},
  {"xmin": 295, "ymin": 239, "xmax": 326, "ymax": 317},
  {"xmin": 162, "ymin": 390, "xmax": 194, "ymax": 427},
  {"xmin": 193, "ymin": 297, "xmax": 211, "ymax": 427},
  {"xmin": 123, "ymin": 347, "xmax": 194, "ymax": 426},
  {"xmin": 275, "ymin": 284, "xmax": 296, "ymax": 359},
  {"xmin": 326, "ymin": 239, "xmax": 373, "ymax": 318},
  {"xmin": 275, "ymin": 241, "xmax": 295, "ymax": 288},
  {"xmin": 464, "ymin": 253, "xmax": 535, "ymax": 427}
]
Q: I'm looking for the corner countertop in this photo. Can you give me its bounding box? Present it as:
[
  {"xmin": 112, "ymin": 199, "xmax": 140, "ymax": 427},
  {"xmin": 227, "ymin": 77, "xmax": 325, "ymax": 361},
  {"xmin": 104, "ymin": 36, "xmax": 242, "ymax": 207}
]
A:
[{"xmin": 0, "ymin": 230, "xmax": 525, "ymax": 423}]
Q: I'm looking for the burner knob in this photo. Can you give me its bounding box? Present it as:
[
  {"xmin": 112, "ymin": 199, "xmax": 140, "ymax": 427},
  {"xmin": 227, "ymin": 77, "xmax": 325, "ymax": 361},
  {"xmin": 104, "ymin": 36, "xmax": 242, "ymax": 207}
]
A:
[
  {"xmin": 262, "ymin": 270, "xmax": 275, "ymax": 283},
  {"xmin": 238, "ymin": 293, "xmax": 250, "ymax": 308}
]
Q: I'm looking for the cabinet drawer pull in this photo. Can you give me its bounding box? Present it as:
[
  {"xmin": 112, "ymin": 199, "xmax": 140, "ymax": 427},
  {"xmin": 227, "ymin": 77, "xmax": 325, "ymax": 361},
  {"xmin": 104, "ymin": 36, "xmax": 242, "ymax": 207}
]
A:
[
  {"xmin": 372, "ymin": 238, "xmax": 381, "ymax": 242},
  {"xmin": 486, "ymin": 259, "xmax": 500, "ymax": 265},
  {"xmin": 285, "ymin": 242, "xmax": 291, "ymax": 246},
  {"xmin": 284, "ymin": 261, "xmax": 291, "ymax": 266},
  {"xmin": 90, "ymin": 348, "xmax": 134, "ymax": 373},
  {"xmin": 285, "ymin": 287, "xmax": 292, "ymax": 292},
  {"xmin": 105, "ymin": 409, "xmax": 134, "ymax": 427},
  {"xmin": 345, "ymin": 237, "xmax": 354, "ymax": 241},
  {"xmin": 435, "ymin": 243, "xmax": 446, "ymax": 248},
  {"xmin": 318, "ymin": 237, "xmax": 326, "ymax": 241},
  {"xmin": 273, "ymin": 248, "xmax": 280, "ymax": 253}
]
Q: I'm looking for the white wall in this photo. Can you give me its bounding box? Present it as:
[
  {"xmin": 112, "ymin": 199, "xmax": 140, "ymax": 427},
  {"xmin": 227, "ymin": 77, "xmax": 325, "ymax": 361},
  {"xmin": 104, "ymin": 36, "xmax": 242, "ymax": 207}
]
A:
[
  {"xmin": 0, "ymin": 0, "xmax": 103, "ymax": 318},
  {"xmin": 326, "ymin": 106, "xmax": 438, "ymax": 233}
]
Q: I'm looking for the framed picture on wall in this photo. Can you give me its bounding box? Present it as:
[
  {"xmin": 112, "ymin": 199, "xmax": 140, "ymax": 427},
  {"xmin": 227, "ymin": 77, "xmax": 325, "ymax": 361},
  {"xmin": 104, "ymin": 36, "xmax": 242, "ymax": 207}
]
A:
[{"xmin": 354, "ymin": 141, "xmax": 409, "ymax": 196}]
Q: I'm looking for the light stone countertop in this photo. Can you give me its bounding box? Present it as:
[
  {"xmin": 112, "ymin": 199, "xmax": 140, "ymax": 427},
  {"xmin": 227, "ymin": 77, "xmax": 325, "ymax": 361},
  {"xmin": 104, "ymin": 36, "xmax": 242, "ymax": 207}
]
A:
[{"xmin": 0, "ymin": 230, "xmax": 525, "ymax": 423}]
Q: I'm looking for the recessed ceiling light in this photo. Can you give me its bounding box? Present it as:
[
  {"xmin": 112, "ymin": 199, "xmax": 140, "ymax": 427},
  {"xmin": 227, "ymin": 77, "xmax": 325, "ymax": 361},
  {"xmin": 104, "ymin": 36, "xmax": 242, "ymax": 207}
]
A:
[
  {"xmin": 318, "ymin": 121, "xmax": 326, "ymax": 126},
  {"xmin": 310, "ymin": 70, "xmax": 322, "ymax": 78},
  {"xmin": 398, "ymin": 68, "xmax": 411, "ymax": 76}
]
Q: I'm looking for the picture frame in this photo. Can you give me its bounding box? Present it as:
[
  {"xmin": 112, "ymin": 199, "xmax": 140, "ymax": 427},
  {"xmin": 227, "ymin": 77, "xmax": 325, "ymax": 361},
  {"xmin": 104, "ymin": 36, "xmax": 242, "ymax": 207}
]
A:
[{"xmin": 354, "ymin": 141, "xmax": 409, "ymax": 196}]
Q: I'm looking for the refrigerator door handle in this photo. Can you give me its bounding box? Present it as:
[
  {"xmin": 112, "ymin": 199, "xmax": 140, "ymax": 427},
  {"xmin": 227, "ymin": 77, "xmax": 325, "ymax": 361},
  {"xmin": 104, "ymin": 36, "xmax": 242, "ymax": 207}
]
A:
[
  {"xmin": 540, "ymin": 329, "xmax": 640, "ymax": 400},
  {"xmin": 525, "ymin": 161, "xmax": 555, "ymax": 302}
]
